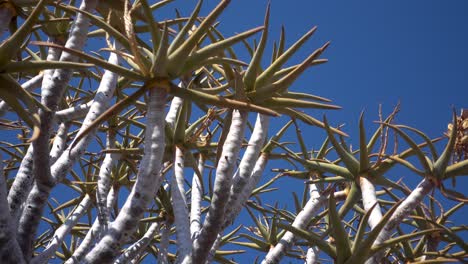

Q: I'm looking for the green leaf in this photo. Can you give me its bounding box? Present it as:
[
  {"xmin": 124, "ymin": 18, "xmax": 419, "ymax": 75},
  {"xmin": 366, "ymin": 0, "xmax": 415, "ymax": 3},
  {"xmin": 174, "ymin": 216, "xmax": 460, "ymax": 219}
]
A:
[
  {"xmin": 32, "ymin": 41, "xmax": 144, "ymax": 80},
  {"xmin": 281, "ymin": 91, "xmax": 332, "ymax": 102},
  {"xmin": 369, "ymin": 228, "xmax": 442, "ymax": 256},
  {"xmin": 444, "ymin": 159, "xmax": 468, "ymax": 179},
  {"xmin": 0, "ymin": 74, "xmax": 45, "ymax": 142},
  {"xmin": 255, "ymin": 26, "xmax": 318, "ymax": 88},
  {"xmin": 276, "ymin": 222, "xmax": 337, "ymax": 258},
  {"xmin": 167, "ymin": 0, "xmax": 231, "ymax": 75},
  {"xmin": 252, "ymin": 42, "xmax": 330, "ymax": 99},
  {"xmin": 151, "ymin": 23, "xmax": 169, "ymax": 77},
  {"xmin": 186, "ymin": 26, "xmax": 264, "ymax": 75},
  {"xmin": 168, "ymin": 0, "xmax": 203, "ymax": 55},
  {"xmin": 245, "ymin": 207, "xmax": 269, "ymax": 240},
  {"xmin": 433, "ymin": 111, "xmax": 457, "ymax": 179},
  {"xmin": 168, "ymin": 82, "xmax": 280, "ymax": 116},
  {"xmin": 383, "ymin": 123, "xmax": 432, "ymax": 174},
  {"xmin": 174, "ymin": 100, "xmax": 189, "ymax": 145},
  {"xmin": 328, "ymin": 192, "xmax": 352, "ymax": 263},
  {"xmin": 338, "ymin": 182, "xmax": 360, "ymax": 217},
  {"xmin": 324, "ymin": 116, "xmax": 359, "ymax": 176},
  {"xmin": 243, "ymin": 3, "xmax": 270, "ymax": 92},
  {"xmin": 359, "ymin": 112, "xmax": 369, "ymax": 173},
  {"xmin": 395, "ymin": 124, "xmax": 438, "ymax": 161},
  {"xmin": 0, "ymin": 0, "xmax": 48, "ymax": 67},
  {"xmin": 352, "ymin": 202, "xmax": 377, "ymax": 252},
  {"xmin": 1, "ymin": 61, "xmax": 93, "ymax": 73},
  {"xmin": 277, "ymin": 108, "xmax": 348, "ymax": 137},
  {"xmin": 139, "ymin": 0, "xmax": 161, "ymax": 55},
  {"xmin": 345, "ymin": 200, "xmax": 403, "ymax": 264},
  {"xmin": 261, "ymin": 97, "xmax": 341, "ymax": 110}
]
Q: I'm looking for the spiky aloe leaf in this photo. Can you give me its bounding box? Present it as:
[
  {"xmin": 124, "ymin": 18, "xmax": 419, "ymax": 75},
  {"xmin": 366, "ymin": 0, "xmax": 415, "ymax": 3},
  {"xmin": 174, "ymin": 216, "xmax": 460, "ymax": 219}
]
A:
[
  {"xmin": 382, "ymin": 123, "xmax": 432, "ymax": 174},
  {"xmin": 324, "ymin": 116, "xmax": 359, "ymax": 176},
  {"xmin": 328, "ymin": 192, "xmax": 351, "ymax": 263},
  {"xmin": 0, "ymin": 74, "xmax": 45, "ymax": 141},
  {"xmin": 185, "ymin": 26, "xmax": 264, "ymax": 73},
  {"xmin": 352, "ymin": 202, "xmax": 378, "ymax": 252},
  {"xmin": 345, "ymin": 200, "xmax": 403, "ymax": 264},
  {"xmin": 277, "ymin": 26, "xmax": 286, "ymax": 57},
  {"xmin": 167, "ymin": 0, "xmax": 231, "ymax": 75},
  {"xmin": 139, "ymin": 0, "xmax": 161, "ymax": 54},
  {"xmin": 173, "ymin": 99, "xmax": 189, "ymax": 145},
  {"xmin": 261, "ymin": 97, "xmax": 341, "ymax": 110},
  {"xmin": 151, "ymin": 23, "xmax": 169, "ymax": 77},
  {"xmin": 444, "ymin": 159, "xmax": 468, "ymax": 179},
  {"xmin": 395, "ymin": 124, "xmax": 439, "ymax": 161},
  {"xmin": 243, "ymin": 3, "xmax": 270, "ymax": 92},
  {"xmin": 1, "ymin": 61, "xmax": 93, "ymax": 73},
  {"xmin": 359, "ymin": 112, "xmax": 369, "ymax": 173},
  {"xmin": 168, "ymin": 0, "xmax": 203, "ymax": 55},
  {"xmin": 338, "ymin": 182, "xmax": 360, "ymax": 217},
  {"xmin": 276, "ymin": 222, "xmax": 337, "ymax": 258},
  {"xmin": 32, "ymin": 41, "xmax": 144, "ymax": 80},
  {"xmin": 370, "ymin": 228, "xmax": 442, "ymax": 256},
  {"xmin": 51, "ymin": 2, "xmax": 132, "ymax": 51},
  {"xmin": 238, "ymin": 234, "xmax": 270, "ymax": 251},
  {"xmin": 255, "ymin": 26, "xmax": 318, "ymax": 88},
  {"xmin": 252, "ymin": 42, "xmax": 330, "ymax": 100},
  {"xmin": 279, "ymin": 108, "xmax": 348, "ymax": 137},
  {"xmin": 433, "ymin": 111, "xmax": 458, "ymax": 180},
  {"xmin": 0, "ymin": 0, "xmax": 48, "ymax": 67},
  {"xmin": 246, "ymin": 207, "xmax": 270, "ymax": 241},
  {"xmin": 281, "ymin": 91, "xmax": 332, "ymax": 102}
]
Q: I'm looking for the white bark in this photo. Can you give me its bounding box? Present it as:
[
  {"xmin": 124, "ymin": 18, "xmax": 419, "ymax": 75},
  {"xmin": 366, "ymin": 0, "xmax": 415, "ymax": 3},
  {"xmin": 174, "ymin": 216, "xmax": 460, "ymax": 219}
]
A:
[
  {"xmin": 165, "ymin": 95, "xmax": 184, "ymax": 128},
  {"xmin": 190, "ymin": 154, "xmax": 204, "ymax": 240},
  {"xmin": 49, "ymin": 122, "xmax": 70, "ymax": 164},
  {"xmin": 360, "ymin": 176, "xmax": 383, "ymax": 229},
  {"xmin": 262, "ymin": 190, "xmax": 346, "ymax": 264},
  {"xmin": 0, "ymin": 154, "xmax": 26, "ymax": 264},
  {"xmin": 114, "ymin": 222, "xmax": 160, "ymax": 264},
  {"xmin": 225, "ymin": 114, "xmax": 269, "ymax": 226},
  {"xmin": 367, "ymin": 177, "xmax": 434, "ymax": 263},
  {"xmin": 192, "ymin": 110, "xmax": 248, "ymax": 263},
  {"xmin": 50, "ymin": 42, "xmax": 120, "ymax": 181},
  {"xmin": 55, "ymin": 100, "xmax": 93, "ymax": 123},
  {"xmin": 96, "ymin": 130, "xmax": 117, "ymax": 237},
  {"xmin": 224, "ymin": 153, "xmax": 269, "ymax": 226},
  {"xmin": 64, "ymin": 219, "xmax": 101, "ymax": 264},
  {"xmin": 84, "ymin": 88, "xmax": 167, "ymax": 263},
  {"xmin": 159, "ymin": 221, "xmax": 170, "ymax": 264},
  {"xmin": 17, "ymin": 1, "xmax": 98, "ymax": 258},
  {"xmin": 7, "ymin": 145, "xmax": 34, "ymax": 223},
  {"xmin": 171, "ymin": 146, "xmax": 192, "ymax": 263},
  {"xmin": 305, "ymin": 247, "xmax": 318, "ymax": 264}
]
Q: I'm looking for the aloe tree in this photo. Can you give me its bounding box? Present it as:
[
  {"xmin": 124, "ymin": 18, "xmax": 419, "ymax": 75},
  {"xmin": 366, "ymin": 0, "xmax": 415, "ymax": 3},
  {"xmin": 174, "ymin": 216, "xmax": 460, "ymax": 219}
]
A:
[{"xmin": 0, "ymin": 1, "xmax": 466, "ymax": 263}]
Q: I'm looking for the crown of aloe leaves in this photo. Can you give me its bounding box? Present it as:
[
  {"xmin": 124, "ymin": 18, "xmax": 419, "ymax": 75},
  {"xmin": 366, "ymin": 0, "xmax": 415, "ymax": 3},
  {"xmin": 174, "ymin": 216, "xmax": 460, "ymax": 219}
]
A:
[
  {"xmin": 249, "ymin": 111, "xmax": 466, "ymax": 263},
  {"xmin": 0, "ymin": 0, "xmax": 338, "ymax": 156},
  {"xmin": 1, "ymin": 0, "xmax": 342, "ymax": 147}
]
